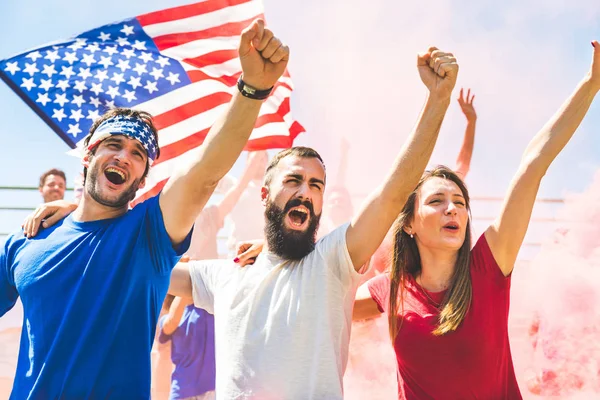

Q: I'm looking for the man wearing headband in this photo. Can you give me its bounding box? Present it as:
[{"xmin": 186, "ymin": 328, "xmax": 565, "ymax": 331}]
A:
[{"xmin": 0, "ymin": 19, "xmax": 289, "ymax": 399}]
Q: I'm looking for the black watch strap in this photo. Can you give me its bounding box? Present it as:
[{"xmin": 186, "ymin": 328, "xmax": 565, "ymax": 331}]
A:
[{"xmin": 237, "ymin": 77, "xmax": 273, "ymax": 100}]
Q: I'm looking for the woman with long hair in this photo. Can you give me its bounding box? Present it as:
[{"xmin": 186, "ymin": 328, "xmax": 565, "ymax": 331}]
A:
[{"xmin": 353, "ymin": 41, "xmax": 600, "ymax": 399}]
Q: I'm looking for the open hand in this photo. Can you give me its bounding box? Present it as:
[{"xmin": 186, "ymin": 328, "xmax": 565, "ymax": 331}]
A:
[{"xmin": 457, "ymin": 88, "xmax": 477, "ymax": 121}]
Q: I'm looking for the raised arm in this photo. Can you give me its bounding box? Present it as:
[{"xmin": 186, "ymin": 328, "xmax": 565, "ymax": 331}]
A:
[
  {"xmin": 455, "ymin": 88, "xmax": 477, "ymax": 178},
  {"xmin": 216, "ymin": 151, "xmax": 267, "ymax": 220},
  {"xmin": 159, "ymin": 20, "xmax": 289, "ymax": 245},
  {"xmin": 346, "ymin": 47, "xmax": 459, "ymax": 269},
  {"xmin": 160, "ymin": 296, "xmax": 193, "ymax": 336},
  {"xmin": 485, "ymin": 41, "xmax": 600, "ymax": 276}
]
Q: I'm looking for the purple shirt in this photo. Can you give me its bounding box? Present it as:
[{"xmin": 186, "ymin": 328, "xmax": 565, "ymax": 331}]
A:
[{"xmin": 159, "ymin": 306, "xmax": 216, "ymax": 399}]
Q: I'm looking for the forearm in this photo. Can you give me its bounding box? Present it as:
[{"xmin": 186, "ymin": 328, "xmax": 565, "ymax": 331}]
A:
[
  {"xmin": 161, "ymin": 297, "xmax": 191, "ymax": 335},
  {"xmin": 522, "ymin": 77, "xmax": 599, "ymax": 176},
  {"xmin": 160, "ymin": 92, "xmax": 263, "ymax": 243},
  {"xmin": 348, "ymin": 95, "xmax": 450, "ymax": 267},
  {"xmin": 455, "ymin": 119, "xmax": 476, "ymax": 177}
]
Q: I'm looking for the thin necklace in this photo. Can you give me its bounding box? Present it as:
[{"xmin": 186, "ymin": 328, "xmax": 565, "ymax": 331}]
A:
[{"xmin": 416, "ymin": 275, "xmax": 442, "ymax": 308}]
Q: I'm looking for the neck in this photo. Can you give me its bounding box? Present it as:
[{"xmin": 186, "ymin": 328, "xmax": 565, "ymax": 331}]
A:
[
  {"xmin": 416, "ymin": 243, "xmax": 458, "ymax": 292},
  {"xmin": 72, "ymin": 192, "xmax": 128, "ymax": 222}
]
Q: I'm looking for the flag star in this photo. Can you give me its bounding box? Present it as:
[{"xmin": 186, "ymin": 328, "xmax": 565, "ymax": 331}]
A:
[
  {"xmin": 25, "ymin": 51, "xmax": 42, "ymax": 62},
  {"xmin": 90, "ymin": 82, "xmax": 104, "ymax": 95},
  {"xmin": 69, "ymin": 108, "xmax": 85, "ymax": 122},
  {"xmin": 20, "ymin": 77, "xmax": 36, "ymax": 91},
  {"xmin": 72, "ymin": 94, "xmax": 85, "ymax": 107},
  {"xmin": 68, "ymin": 122, "xmax": 82, "ymax": 137},
  {"xmin": 165, "ymin": 72, "xmax": 180, "ymax": 85},
  {"xmin": 132, "ymin": 63, "xmax": 147, "ymax": 75},
  {"xmin": 120, "ymin": 25, "xmax": 134, "ymax": 36},
  {"xmin": 156, "ymin": 56, "xmax": 170, "ymax": 68},
  {"xmin": 116, "ymin": 59, "xmax": 130, "ymax": 72},
  {"xmin": 149, "ymin": 67, "xmax": 164, "ymax": 80},
  {"xmin": 85, "ymin": 43, "xmax": 101, "ymax": 53},
  {"xmin": 68, "ymin": 39, "xmax": 87, "ymax": 50},
  {"xmin": 54, "ymin": 93, "xmax": 69, "ymax": 107},
  {"xmin": 143, "ymin": 80, "xmax": 158, "ymax": 94},
  {"xmin": 36, "ymin": 92, "xmax": 51, "ymax": 106},
  {"xmin": 105, "ymin": 99, "xmax": 115, "ymax": 108},
  {"xmin": 39, "ymin": 78, "xmax": 54, "ymax": 91},
  {"xmin": 139, "ymin": 52, "xmax": 153, "ymax": 63},
  {"xmin": 122, "ymin": 89, "xmax": 137, "ymax": 103},
  {"xmin": 52, "ymin": 108, "xmax": 67, "ymax": 122},
  {"xmin": 98, "ymin": 32, "xmax": 111, "ymax": 42},
  {"xmin": 132, "ymin": 40, "xmax": 146, "ymax": 51},
  {"xmin": 116, "ymin": 37, "xmax": 130, "ymax": 47},
  {"xmin": 73, "ymin": 80, "xmax": 87, "ymax": 93},
  {"xmin": 122, "ymin": 48, "xmax": 136, "ymax": 59},
  {"xmin": 41, "ymin": 64, "xmax": 57, "ymax": 78},
  {"xmin": 44, "ymin": 50, "xmax": 61, "ymax": 63},
  {"xmin": 81, "ymin": 53, "xmax": 96, "ymax": 67},
  {"xmin": 63, "ymin": 52, "xmax": 79, "ymax": 65},
  {"xmin": 4, "ymin": 61, "xmax": 20, "ymax": 75},
  {"xmin": 103, "ymin": 46, "xmax": 118, "ymax": 56},
  {"xmin": 106, "ymin": 85, "xmax": 121, "ymax": 99},
  {"xmin": 23, "ymin": 62, "xmax": 40, "ymax": 77},
  {"xmin": 87, "ymin": 109, "xmax": 101, "ymax": 121},
  {"xmin": 89, "ymin": 96, "xmax": 102, "ymax": 107},
  {"xmin": 94, "ymin": 69, "xmax": 109, "ymax": 82},
  {"xmin": 59, "ymin": 65, "xmax": 75, "ymax": 79},
  {"xmin": 78, "ymin": 67, "xmax": 92, "ymax": 80},
  {"xmin": 98, "ymin": 56, "xmax": 114, "ymax": 68},
  {"xmin": 110, "ymin": 72, "xmax": 125, "ymax": 85},
  {"xmin": 56, "ymin": 79, "xmax": 70, "ymax": 91},
  {"xmin": 127, "ymin": 76, "xmax": 142, "ymax": 89}
]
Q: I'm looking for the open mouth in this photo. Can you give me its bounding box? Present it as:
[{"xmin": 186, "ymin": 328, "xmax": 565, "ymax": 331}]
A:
[
  {"xmin": 287, "ymin": 206, "xmax": 309, "ymax": 228},
  {"xmin": 443, "ymin": 222, "xmax": 459, "ymax": 231},
  {"xmin": 104, "ymin": 167, "xmax": 126, "ymax": 185}
]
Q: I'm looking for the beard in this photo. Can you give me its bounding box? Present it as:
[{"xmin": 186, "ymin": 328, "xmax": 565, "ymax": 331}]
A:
[
  {"xmin": 264, "ymin": 197, "xmax": 321, "ymax": 260},
  {"xmin": 86, "ymin": 163, "xmax": 141, "ymax": 209}
]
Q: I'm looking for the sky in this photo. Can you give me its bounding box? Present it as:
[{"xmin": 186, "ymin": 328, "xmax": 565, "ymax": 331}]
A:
[{"xmin": 0, "ymin": 0, "xmax": 599, "ymax": 249}]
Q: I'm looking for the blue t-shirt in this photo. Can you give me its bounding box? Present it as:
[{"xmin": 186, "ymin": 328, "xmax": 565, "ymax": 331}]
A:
[
  {"xmin": 0, "ymin": 195, "xmax": 191, "ymax": 399},
  {"xmin": 159, "ymin": 306, "xmax": 216, "ymax": 399}
]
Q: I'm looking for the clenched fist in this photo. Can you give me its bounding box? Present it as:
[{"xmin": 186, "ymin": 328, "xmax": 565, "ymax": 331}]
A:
[
  {"xmin": 238, "ymin": 19, "xmax": 290, "ymax": 91},
  {"xmin": 417, "ymin": 47, "xmax": 459, "ymax": 99}
]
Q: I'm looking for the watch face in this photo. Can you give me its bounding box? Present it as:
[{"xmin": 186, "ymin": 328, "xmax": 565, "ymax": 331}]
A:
[{"xmin": 244, "ymin": 85, "xmax": 257, "ymax": 95}]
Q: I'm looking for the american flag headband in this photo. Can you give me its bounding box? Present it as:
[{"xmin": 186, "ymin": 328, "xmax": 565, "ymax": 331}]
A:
[{"xmin": 86, "ymin": 116, "xmax": 158, "ymax": 166}]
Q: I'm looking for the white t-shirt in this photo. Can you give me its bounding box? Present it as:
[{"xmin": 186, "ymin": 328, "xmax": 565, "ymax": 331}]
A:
[{"xmin": 190, "ymin": 224, "xmax": 362, "ymax": 400}]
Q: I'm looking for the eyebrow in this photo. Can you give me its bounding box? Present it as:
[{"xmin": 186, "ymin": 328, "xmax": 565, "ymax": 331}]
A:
[
  {"xmin": 285, "ymin": 173, "xmax": 325, "ymax": 187},
  {"xmin": 104, "ymin": 136, "xmax": 147, "ymax": 157},
  {"xmin": 430, "ymin": 192, "xmax": 465, "ymax": 199}
]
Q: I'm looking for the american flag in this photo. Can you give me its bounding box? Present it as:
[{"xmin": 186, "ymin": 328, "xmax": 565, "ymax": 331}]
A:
[{"xmin": 0, "ymin": 0, "xmax": 304, "ymax": 202}]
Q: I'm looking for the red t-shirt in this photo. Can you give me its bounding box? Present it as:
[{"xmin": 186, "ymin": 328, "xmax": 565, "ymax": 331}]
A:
[{"xmin": 368, "ymin": 234, "xmax": 522, "ymax": 399}]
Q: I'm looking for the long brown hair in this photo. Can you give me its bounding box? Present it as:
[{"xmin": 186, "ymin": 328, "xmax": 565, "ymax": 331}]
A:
[{"xmin": 388, "ymin": 165, "xmax": 473, "ymax": 339}]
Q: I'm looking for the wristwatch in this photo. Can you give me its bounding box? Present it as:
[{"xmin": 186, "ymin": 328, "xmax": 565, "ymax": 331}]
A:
[{"xmin": 237, "ymin": 77, "xmax": 273, "ymax": 100}]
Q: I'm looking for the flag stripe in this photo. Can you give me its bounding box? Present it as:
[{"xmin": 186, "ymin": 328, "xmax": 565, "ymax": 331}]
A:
[
  {"xmin": 137, "ymin": 0, "xmax": 253, "ymax": 27},
  {"xmin": 140, "ymin": 1, "xmax": 262, "ymax": 39},
  {"xmin": 152, "ymin": 16, "xmax": 262, "ymax": 51}
]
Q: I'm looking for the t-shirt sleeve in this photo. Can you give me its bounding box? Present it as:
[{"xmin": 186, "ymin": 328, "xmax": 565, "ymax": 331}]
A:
[
  {"xmin": 367, "ymin": 274, "xmax": 391, "ymax": 314},
  {"xmin": 314, "ymin": 223, "xmax": 362, "ymax": 288},
  {"xmin": 189, "ymin": 260, "xmax": 223, "ymax": 314},
  {"xmin": 470, "ymin": 233, "xmax": 510, "ymax": 282},
  {"xmin": 143, "ymin": 195, "xmax": 193, "ymax": 275},
  {"xmin": 0, "ymin": 235, "xmax": 19, "ymax": 317}
]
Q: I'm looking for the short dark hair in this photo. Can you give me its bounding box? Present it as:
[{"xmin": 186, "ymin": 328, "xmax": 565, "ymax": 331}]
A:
[
  {"xmin": 263, "ymin": 146, "xmax": 326, "ymax": 187},
  {"xmin": 39, "ymin": 168, "xmax": 66, "ymax": 188},
  {"xmin": 82, "ymin": 107, "xmax": 160, "ymax": 181}
]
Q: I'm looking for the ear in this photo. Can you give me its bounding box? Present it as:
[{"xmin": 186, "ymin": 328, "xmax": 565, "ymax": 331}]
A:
[
  {"xmin": 402, "ymin": 224, "xmax": 413, "ymax": 236},
  {"xmin": 82, "ymin": 152, "xmax": 91, "ymax": 168},
  {"xmin": 138, "ymin": 177, "xmax": 146, "ymax": 190},
  {"xmin": 261, "ymin": 185, "xmax": 269, "ymax": 206}
]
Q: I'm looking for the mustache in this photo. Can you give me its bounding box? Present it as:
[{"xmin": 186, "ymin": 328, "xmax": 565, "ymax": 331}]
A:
[{"xmin": 284, "ymin": 198, "xmax": 315, "ymax": 215}]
